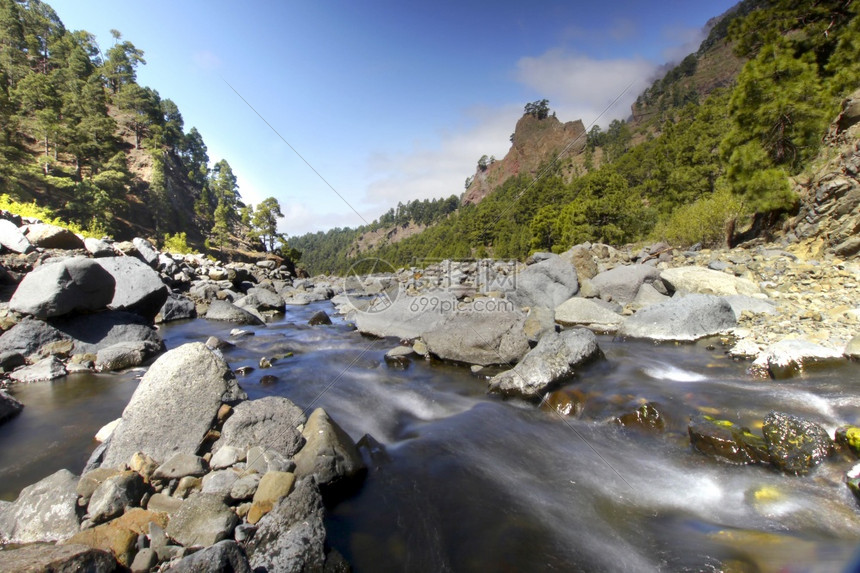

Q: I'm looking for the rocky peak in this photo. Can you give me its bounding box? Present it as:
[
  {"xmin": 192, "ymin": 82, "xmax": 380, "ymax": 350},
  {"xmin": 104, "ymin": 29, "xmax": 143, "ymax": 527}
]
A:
[{"xmin": 462, "ymin": 113, "xmax": 586, "ymax": 205}]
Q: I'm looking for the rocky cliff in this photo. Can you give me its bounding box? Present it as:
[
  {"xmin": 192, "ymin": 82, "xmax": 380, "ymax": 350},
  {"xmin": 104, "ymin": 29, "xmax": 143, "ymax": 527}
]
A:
[
  {"xmin": 462, "ymin": 114, "xmax": 586, "ymax": 205},
  {"xmin": 787, "ymin": 88, "xmax": 860, "ymax": 258}
]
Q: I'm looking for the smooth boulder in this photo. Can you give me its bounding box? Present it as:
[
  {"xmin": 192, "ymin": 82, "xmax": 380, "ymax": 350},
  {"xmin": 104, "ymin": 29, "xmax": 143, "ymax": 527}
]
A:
[
  {"xmin": 353, "ymin": 292, "xmax": 456, "ymax": 340},
  {"xmin": 166, "ymin": 539, "xmax": 251, "ymax": 572},
  {"xmin": 52, "ymin": 310, "xmax": 163, "ymax": 355},
  {"xmin": 206, "ymin": 300, "xmax": 265, "ymax": 326},
  {"xmin": 0, "ymin": 469, "xmax": 80, "ymax": 544},
  {"xmin": 9, "ymin": 257, "xmax": 115, "ymax": 318},
  {"xmin": 157, "ymin": 293, "xmax": 197, "ymax": 323},
  {"xmin": 506, "ymin": 254, "xmax": 579, "ymax": 309},
  {"xmin": 590, "ymin": 265, "xmax": 660, "ymax": 305},
  {"xmin": 618, "ymin": 294, "xmax": 737, "ymax": 341},
  {"xmin": 660, "ymin": 266, "xmax": 762, "ymax": 297},
  {"xmin": 0, "ymin": 317, "xmax": 69, "ymax": 357},
  {"xmin": 422, "ymin": 303, "xmax": 530, "ymax": 366},
  {"xmin": 95, "ymin": 256, "xmax": 169, "ymax": 321},
  {"xmin": 488, "ymin": 329, "xmax": 602, "ymax": 399},
  {"xmin": 99, "ymin": 342, "xmax": 246, "ymax": 469},
  {"xmin": 165, "ymin": 493, "xmax": 238, "ymax": 548},
  {"xmin": 0, "ymin": 218, "xmax": 33, "ymax": 253},
  {"xmin": 293, "ymin": 408, "xmax": 366, "ymax": 494},
  {"xmin": 23, "ymin": 223, "xmax": 84, "ymax": 249},
  {"xmin": 554, "ymin": 297, "xmax": 623, "ymax": 332},
  {"xmin": 212, "ymin": 396, "xmax": 305, "ymax": 459},
  {"xmin": 750, "ymin": 338, "xmax": 844, "ymax": 378}
]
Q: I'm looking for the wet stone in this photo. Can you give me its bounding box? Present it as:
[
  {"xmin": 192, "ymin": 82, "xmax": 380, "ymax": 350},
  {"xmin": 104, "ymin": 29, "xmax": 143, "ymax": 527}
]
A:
[
  {"xmin": 762, "ymin": 411, "xmax": 834, "ymax": 475},
  {"xmin": 688, "ymin": 415, "xmax": 770, "ymax": 466}
]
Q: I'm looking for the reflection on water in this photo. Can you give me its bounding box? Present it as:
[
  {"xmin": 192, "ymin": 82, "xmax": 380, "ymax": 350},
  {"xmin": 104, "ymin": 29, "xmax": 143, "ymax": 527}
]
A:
[{"xmin": 3, "ymin": 302, "xmax": 860, "ymax": 571}]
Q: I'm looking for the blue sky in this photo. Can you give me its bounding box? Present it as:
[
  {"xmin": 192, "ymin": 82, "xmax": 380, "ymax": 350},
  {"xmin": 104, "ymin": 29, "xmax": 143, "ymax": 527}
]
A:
[{"xmin": 47, "ymin": 1, "xmax": 738, "ymax": 236}]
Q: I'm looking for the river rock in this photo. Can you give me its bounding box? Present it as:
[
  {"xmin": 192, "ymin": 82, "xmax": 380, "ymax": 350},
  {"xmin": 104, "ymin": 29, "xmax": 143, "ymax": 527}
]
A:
[
  {"xmin": 554, "ymin": 297, "xmax": 623, "ymax": 332},
  {"xmin": 506, "ymin": 254, "xmax": 579, "ymax": 309},
  {"xmin": 166, "ymin": 493, "xmax": 238, "ymax": 548},
  {"xmin": 688, "ymin": 415, "xmax": 770, "ymax": 465},
  {"xmin": 9, "ymin": 355, "xmax": 66, "ymax": 382},
  {"xmin": 293, "ymin": 408, "xmax": 365, "ymax": 495},
  {"xmin": 77, "ymin": 468, "xmax": 122, "ymax": 504},
  {"xmin": 23, "ymin": 223, "xmax": 84, "ymax": 249},
  {"xmin": 749, "ymin": 338, "xmax": 844, "ymax": 378},
  {"xmin": 152, "ymin": 453, "xmax": 209, "ymax": 480},
  {"xmin": 53, "ymin": 310, "xmax": 163, "ymax": 355},
  {"xmin": 95, "ymin": 256, "xmax": 169, "ymax": 321},
  {"xmin": 132, "ymin": 237, "xmax": 159, "ymax": 267},
  {"xmin": 308, "ymin": 310, "xmax": 332, "ymax": 326},
  {"xmin": 660, "ymin": 266, "xmax": 762, "ymax": 297},
  {"xmin": 84, "ymin": 237, "xmax": 114, "ymax": 257},
  {"xmin": 209, "ymin": 445, "xmax": 245, "ymax": 470},
  {"xmin": 353, "ymin": 292, "xmax": 457, "ymax": 339},
  {"xmin": 590, "ymin": 264, "xmax": 661, "ymax": 305},
  {"xmin": 156, "ymin": 294, "xmax": 197, "ymax": 323},
  {"xmin": 0, "ymin": 218, "xmax": 33, "ymax": 253},
  {"xmin": 242, "ymin": 287, "xmax": 285, "ymax": 311},
  {"xmin": 67, "ymin": 508, "xmax": 168, "ymax": 567},
  {"xmin": 0, "ymin": 468, "xmax": 80, "ymax": 543},
  {"xmin": 9, "ymin": 257, "xmax": 115, "ymax": 318},
  {"xmin": 0, "ymin": 543, "xmax": 116, "ymax": 573},
  {"xmin": 722, "ymin": 295, "xmax": 777, "ymax": 319},
  {"xmin": 245, "ymin": 478, "xmax": 327, "ymax": 572},
  {"xmin": 99, "ymin": 343, "xmax": 246, "ymax": 469},
  {"xmin": 245, "ymin": 446, "xmax": 295, "ymax": 474},
  {"xmin": 213, "ymin": 396, "xmax": 305, "ymax": 458},
  {"xmin": 629, "ymin": 282, "xmax": 670, "ymax": 310},
  {"xmin": 488, "ymin": 329, "xmax": 602, "ymax": 399},
  {"xmin": 422, "ymin": 303, "xmax": 530, "ymax": 366},
  {"xmin": 560, "ymin": 245, "xmax": 599, "ymax": 280},
  {"xmin": 0, "ymin": 389, "xmax": 23, "ymax": 423},
  {"xmin": 87, "ymin": 470, "xmax": 146, "ymax": 525},
  {"xmin": 248, "ymin": 471, "xmax": 296, "ymax": 524},
  {"xmin": 206, "ymin": 299, "xmax": 265, "ymax": 325},
  {"xmin": 617, "ymin": 294, "xmax": 737, "ymax": 341},
  {"xmin": 762, "ymin": 411, "xmax": 834, "ymax": 475},
  {"xmin": 95, "ymin": 340, "xmax": 161, "ymax": 372},
  {"xmin": 229, "ymin": 473, "xmax": 261, "ymax": 502},
  {"xmin": 166, "ymin": 539, "xmax": 252, "ymax": 572},
  {"xmin": 0, "ymin": 317, "xmax": 69, "ymax": 357},
  {"xmin": 201, "ymin": 469, "xmax": 241, "ymax": 497}
]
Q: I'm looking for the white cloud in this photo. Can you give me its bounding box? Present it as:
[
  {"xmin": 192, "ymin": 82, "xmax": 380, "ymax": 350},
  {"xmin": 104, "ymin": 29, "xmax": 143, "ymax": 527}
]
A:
[
  {"xmin": 360, "ymin": 105, "xmax": 521, "ymax": 209},
  {"xmin": 515, "ymin": 49, "xmax": 658, "ymax": 127},
  {"xmin": 661, "ymin": 25, "xmax": 707, "ymax": 63}
]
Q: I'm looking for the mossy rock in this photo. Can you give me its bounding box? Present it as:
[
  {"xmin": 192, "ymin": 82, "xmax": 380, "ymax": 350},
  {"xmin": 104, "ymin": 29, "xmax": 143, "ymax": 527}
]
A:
[
  {"xmin": 762, "ymin": 411, "xmax": 833, "ymax": 475},
  {"xmin": 688, "ymin": 415, "xmax": 770, "ymax": 465},
  {"xmin": 835, "ymin": 425, "xmax": 860, "ymax": 456}
]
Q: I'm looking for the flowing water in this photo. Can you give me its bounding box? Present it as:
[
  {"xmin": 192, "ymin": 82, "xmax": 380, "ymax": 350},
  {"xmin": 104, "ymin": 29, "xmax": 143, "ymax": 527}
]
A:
[{"xmin": 2, "ymin": 302, "xmax": 860, "ymax": 572}]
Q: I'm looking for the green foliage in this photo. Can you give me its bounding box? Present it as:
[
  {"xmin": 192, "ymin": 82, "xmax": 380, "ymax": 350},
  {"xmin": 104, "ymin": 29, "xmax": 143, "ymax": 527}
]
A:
[
  {"xmin": 650, "ymin": 188, "xmax": 745, "ymax": 248},
  {"xmin": 524, "ymin": 99, "xmax": 550, "ymax": 120},
  {"xmin": 251, "ymin": 196, "xmax": 284, "ymax": 251},
  {"xmin": 163, "ymin": 231, "xmax": 196, "ymax": 254},
  {"xmin": 0, "ymin": 193, "xmax": 101, "ymax": 237}
]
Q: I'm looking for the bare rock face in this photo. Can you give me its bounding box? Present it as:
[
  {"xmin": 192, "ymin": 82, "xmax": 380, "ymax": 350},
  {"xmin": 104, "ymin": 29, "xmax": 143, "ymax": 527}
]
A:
[
  {"xmin": 99, "ymin": 342, "xmax": 246, "ymax": 469},
  {"xmin": 463, "ymin": 113, "xmax": 586, "ymax": 205}
]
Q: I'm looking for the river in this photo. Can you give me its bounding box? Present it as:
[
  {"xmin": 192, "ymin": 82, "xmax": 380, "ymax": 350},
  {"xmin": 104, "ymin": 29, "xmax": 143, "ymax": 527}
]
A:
[{"xmin": 2, "ymin": 301, "xmax": 860, "ymax": 571}]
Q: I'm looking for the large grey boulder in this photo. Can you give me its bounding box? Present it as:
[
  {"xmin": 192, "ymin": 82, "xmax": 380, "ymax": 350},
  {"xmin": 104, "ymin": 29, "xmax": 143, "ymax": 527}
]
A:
[
  {"xmin": 84, "ymin": 237, "xmax": 114, "ymax": 257},
  {"xmin": 506, "ymin": 254, "xmax": 579, "ymax": 309},
  {"xmin": 166, "ymin": 539, "xmax": 251, "ymax": 572},
  {"xmin": 0, "ymin": 469, "xmax": 80, "ymax": 543},
  {"xmin": 166, "ymin": 493, "xmax": 239, "ymax": 548},
  {"xmin": 95, "ymin": 340, "xmax": 161, "ymax": 372},
  {"xmin": 0, "ymin": 317, "xmax": 69, "ymax": 357},
  {"xmin": 554, "ymin": 297, "xmax": 623, "ymax": 332},
  {"xmin": 246, "ymin": 478, "xmax": 327, "ymax": 572},
  {"xmin": 157, "ymin": 293, "xmax": 197, "ymax": 323},
  {"xmin": 9, "ymin": 355, "xmax": 66, "ymax": 382},
  {"xmin": 86, "ymin": 470, "xmax": 146, "ymax": 524},
  {"xmin": 52, "ymin": 310, "xmax": 163, "ymax": 355},
  {"xmin": 213, "ymin": 396, "xmax": 305, "ymax": 459},
  {"xmin": 422, "ymin": 303, "xmax": 530, "ymax": 366},
  {"xmin": 0, "ymin": 390, "xmax": 23, "ymax": 423},
  {"xmin": 353, "ymin": 292, "xmax": 457, "ymax": 340},
  {"xmin": 488, "ymin": 329, "xmax": 602, "ymax": 399},
  {"xmin": 205, "ymin": 300, "xmax": 265, "ymax": 325},
  {"xmin": 99, "ymin": 342, "xmax": 246, "ymax": 468},
  {"xmin": 618, "ymin": 294, "xmax": 737, "ymax": 341},
  {"xmin": 590, "ymin": 265, "xmax": 661, "ymax": 305},
  {"xmin": 0, "ymin": 218, "xmax": 33, "ymax": 253},
  {"xmin": 22, "ymin": 223, "xmax": 84, "ymax": 249},
  {"xmin": 95, "ymin": 256, "xmax": 169, "ymax": 320},
  {"xmin": 0, "ymin": 543, "xmax": 116, "ymax": 572},
  {"xmin": 9, "ymin": 257, "xmax": 115, "ymax": 318},
  {"xmin": 133, "ymin": 237, "xmax": 159, "ymax": 267},
  {"xmin": 238, "ymin": 287, "xmax": 285, "ymax": 312},
  {"xmin": 660, "ymin": 266, "xmax": 762, "ymax": 297},
  {"xmin": 293, "ymin": 408, "xmax": 366, "ymax": 493},
  {"xmin": 723, "ymin": 295, "xmax": 777, "ymax": 319}
]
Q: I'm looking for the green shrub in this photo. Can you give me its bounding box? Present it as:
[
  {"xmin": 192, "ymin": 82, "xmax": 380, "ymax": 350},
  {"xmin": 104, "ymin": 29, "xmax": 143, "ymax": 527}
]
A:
[
  {"xmin": 162, "ymin": 232, "xmax": 196, "ymax": 254},
  {"xmin": 0, "ymin": 194, "xmax": 104, "ymax": 238},
  {"xmin": 651, "ymin": 189, "xmax": 745, "ymax": 248}
]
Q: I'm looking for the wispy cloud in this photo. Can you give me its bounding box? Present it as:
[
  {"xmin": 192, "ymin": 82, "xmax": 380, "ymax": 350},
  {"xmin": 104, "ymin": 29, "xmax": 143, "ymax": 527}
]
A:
[
  {"xmin": 515, "ymin": 49, "xmax": 657, "ymax": 126},
  {"xmin": 661, "ymin": 25, "xmax": 708, "ymax": 63}
]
